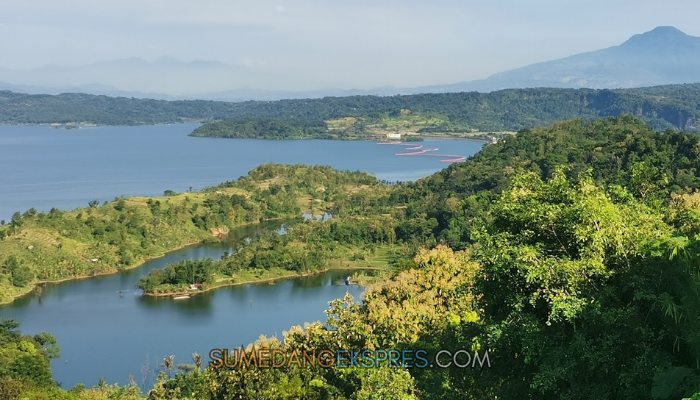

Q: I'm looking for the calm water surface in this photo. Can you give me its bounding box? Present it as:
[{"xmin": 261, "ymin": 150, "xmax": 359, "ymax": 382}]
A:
[
  {"xmin": 1, "ymin": 221, "xmax": 365, "ymax": 389},
  {"xmin": 0, "ymin": 124, "xmax": 484, "ymax": 221},
  {"xmin": 0, "ymin": 124, "xmax": 483, "ymax": 389}
]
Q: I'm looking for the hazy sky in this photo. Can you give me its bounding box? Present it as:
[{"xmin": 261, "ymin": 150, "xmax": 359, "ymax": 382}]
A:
[{"xmin": 1, "ymin": 0, "xmax": 698, "ymax": 90}]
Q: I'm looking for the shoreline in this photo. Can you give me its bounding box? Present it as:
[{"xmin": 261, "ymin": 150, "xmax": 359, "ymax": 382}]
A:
[
  {"xmin": 0, "ymin": 213, "xmax": 317, "ymax": 307},
  {"xmin": 143, "ymin": 266, "xmax": 383, "ymax": 298},
  {"xmin": 0, "ymin": 214, "xmax": 305, "ymax": 306},
  {"xmin": 0, "ymin": 123, "xmax": 493, "ymax": 144},
  {"xmin": 0, "ymin": 121, "xmax": 205, "ymax": 128},
  {"xmin": 416, "ymin": 135, "xmax": 491, "ymax": 143},
  {"xmin": 0, "ymin": 239, "xmax": 205, "ymax": 306}
]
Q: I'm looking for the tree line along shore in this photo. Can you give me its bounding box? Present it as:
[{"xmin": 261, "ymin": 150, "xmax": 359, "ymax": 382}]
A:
[{"xmin": 3, "ymin": 116, "xmax": 700, "ymax": 399}]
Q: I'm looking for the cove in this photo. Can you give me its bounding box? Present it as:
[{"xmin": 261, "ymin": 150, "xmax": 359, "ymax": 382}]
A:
[
  {"xmin": 0, "ymin": 220, "xmax": 366, "ymax": 390},
  {"xmin": 0, "ymin": 123, "xmax": 483, "ymax": 389}
]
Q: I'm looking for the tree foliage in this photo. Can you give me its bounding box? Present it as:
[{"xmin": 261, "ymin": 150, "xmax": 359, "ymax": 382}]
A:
[{"xmin": 2, "ymin": 84, "xmax": 700, "ymax": 132}]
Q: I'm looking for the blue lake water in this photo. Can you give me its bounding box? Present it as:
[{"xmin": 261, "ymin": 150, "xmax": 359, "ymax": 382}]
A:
[
  {"xmin": 0, "ymin": 124, "xmax": 484, "ymax": 221},
  {"xmin": 0, "ymin": 224, "xmax": 365, "ymax": 390},
  {"xmin": 0, "ymin": 123, "xmax": 483, "ymax": 389}
]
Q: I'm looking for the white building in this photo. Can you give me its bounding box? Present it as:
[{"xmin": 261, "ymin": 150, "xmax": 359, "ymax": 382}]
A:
[{"xmin": 386, "ymin": 133, "xmax": 401, "ymax": 140}]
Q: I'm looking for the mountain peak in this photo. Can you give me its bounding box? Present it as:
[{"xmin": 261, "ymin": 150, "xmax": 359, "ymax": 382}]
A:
[
  {"xmin": 622, "ymin": 26, "xmax": 694, "ymax": 47},
  {"xmin": 647, "ymin": 26, "xmax": 687, "ymax": 36}
]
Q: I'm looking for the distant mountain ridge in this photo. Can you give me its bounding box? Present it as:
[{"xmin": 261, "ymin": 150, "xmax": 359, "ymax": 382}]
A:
[
  {"xmin": 1, "ymin": 84, "xmax": 699, "ymax": 132},
  {"xmin": 0, "ymin": 27, "xmax": 698, "ymax": 101},
  {"xmin": 422, "ymin": 26, "xmax": 700, "ymax": 93},
  {"xmin": 0, "ymin": 57, "xmax": 306, "ymax": 97}
]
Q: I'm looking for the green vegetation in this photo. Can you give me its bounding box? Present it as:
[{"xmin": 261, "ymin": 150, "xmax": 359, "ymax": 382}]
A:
[
  {"xmin": 190, "ymin": 118, "xmax": 332, "ymax": 139},
  {"xmin": 0, "ymin": 165, "xmax": 380, "ymax": 304},
  {"xmin": 395, "ymin": 115, "xmax": 700, "ymax": 251},
  {"xmin": 136, "ymin": 215, "xmax": 405, "ymax": 296},
  {"xmin": 146, "ymin": 116, "xmax": 700, "ymax": 399},
  {"xmin": 2, "ymin": 84, "xmax": 700, "ymax": 132},
  {"xmin": 191, "ymin": 112, "xmax": 468, "ymax": 141},
  {"xmin": 0, "ymin": 319, "xmax": 57, "ymax": 394},
  {"xmin": 4, "ymin": 116, "xmax": 700, "ymax": 399},
  {"xmin": 135, "ymin": 259, "xmax": 216, "ymax": 294},
  {"xmin": 0, "ymin": 319, "xmax": 143, "ymax": 399}
]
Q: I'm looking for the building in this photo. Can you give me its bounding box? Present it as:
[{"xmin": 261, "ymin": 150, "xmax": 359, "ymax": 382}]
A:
[{"xmin": 386, "ymin": 133, "xmax": 401, "ymax": 140}]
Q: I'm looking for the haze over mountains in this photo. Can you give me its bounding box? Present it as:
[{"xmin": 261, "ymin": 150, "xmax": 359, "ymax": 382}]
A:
[
  {"xmin": 1, "ymin": 26, "xmax": 699, "ymax": 101},
  {"xmin": 432, "ymin": 26, "xmax": 700, "ymax": 93}
]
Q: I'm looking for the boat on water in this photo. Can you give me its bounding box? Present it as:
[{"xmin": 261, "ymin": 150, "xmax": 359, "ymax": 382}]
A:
[{"xmin": 172, "ymin": 295, "xmax": 190, "ymax": 300}]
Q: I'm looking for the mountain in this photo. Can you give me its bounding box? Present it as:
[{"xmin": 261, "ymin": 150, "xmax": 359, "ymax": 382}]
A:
[
  {"xmin": 0, "ymin": 27, "xmax": 698, "ymax": 100},
  {"xmin": 0, "ymin": 81, "xmax": 182, "ymax": 99},
  {"xmin": 0, "ymin": 57, "xmax": 314, "ymax": 96},
  {"xmin": 424, "ymin": 26, "xmax": 700, "ymax": 93}
]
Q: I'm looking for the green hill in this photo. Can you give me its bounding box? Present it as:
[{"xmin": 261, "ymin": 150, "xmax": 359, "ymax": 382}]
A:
[
  {"xmin": 1, "ymin": 84, "xmax": 700, "ymax": 133},
  {"xmin": 3, "ymin": 117, "xmax": 700, "ymax": 399}
]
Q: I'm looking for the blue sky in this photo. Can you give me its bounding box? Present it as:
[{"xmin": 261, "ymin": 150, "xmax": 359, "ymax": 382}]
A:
[{"xmin": 1, "ymin": 0, "xmax": 697, "ymax": 89}]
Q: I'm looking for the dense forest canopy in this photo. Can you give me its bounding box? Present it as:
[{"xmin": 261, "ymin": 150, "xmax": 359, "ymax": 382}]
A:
[
  {"xmin": 1, "ymin": 84, "xmax": 699, "ymax": 132},
  {"xmin": 190, "ymin": 118, "xmax": 332, "ymax": 140},
  {"xmin": 3, "ymin": 117, "xmax": 700, "ymax": 399}
]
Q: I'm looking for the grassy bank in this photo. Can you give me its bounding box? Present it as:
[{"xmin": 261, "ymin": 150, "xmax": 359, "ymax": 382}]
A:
[{"xmin": 0, "ymin": 164, "xmax": 382, "ymax": 305}]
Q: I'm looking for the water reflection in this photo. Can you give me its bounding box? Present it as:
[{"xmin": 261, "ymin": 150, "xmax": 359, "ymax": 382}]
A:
[
  {"xmin": 0, "ymin": 219, "xmax": 368, "ymax": 388},
  {"xmin": 136, "ymin": 293, "xmax": 215, "ymax": 316}
]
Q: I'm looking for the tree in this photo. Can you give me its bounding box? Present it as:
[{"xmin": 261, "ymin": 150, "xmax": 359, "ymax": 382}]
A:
[
  {"xmin": 5, "ymin": 256, "xmax": 32, "ymax": 287},
  {"xmin": 34, "ymin": 332, "xmax": 61, "ymax": 359},
  {"xmin": 5, "ymin": 355, "xmax": 54, "ymax": 388},
  {"xmin": 10, "ymin": 212, "xmax": 22, "ymax": 230},
  {"xmin": 0, "ymin": 319, "xmax": 21, "ymax": 346},
  {"xmin": 192, "ymin": 352, "xmax": 203, "ymax": 372},
  {"xmin": 460, "ymin": 170, "xmax": 699, "ymax": 399},
  {"xmin": 162, "ymin": 355, "xmax": 175, "ymax": 379}
]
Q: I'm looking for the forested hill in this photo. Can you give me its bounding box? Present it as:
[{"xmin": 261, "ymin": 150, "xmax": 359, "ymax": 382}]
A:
[
  {"xmin": 1, "ymin": 83, "xmax": 699, "ymax": 132},
  {"xmin": 4, "ymin": 117, "xmax": 700, "ymax": 399}
]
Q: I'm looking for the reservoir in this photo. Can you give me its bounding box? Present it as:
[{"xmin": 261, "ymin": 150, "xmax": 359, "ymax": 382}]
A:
[
  {"xmin": 0, "ymin": 123, "xmax": 483, "ymax": 389},
  {"xmin": 0, "ymin": 123, "xmax": 484, "ymax": 221},
  {"xmin": 0, "ymin": 220, "xmax": 366, "ymax": 390}
]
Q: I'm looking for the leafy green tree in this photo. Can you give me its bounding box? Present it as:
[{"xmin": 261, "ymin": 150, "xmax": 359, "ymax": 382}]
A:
[
  {"xmin": 458, "ymin": 170, "xmax": 698, "ymax": 399},
  {"xmin": 34, "ymin": 332, "xmax": 61, "ymax": 360},
  {"xmin": 10, "ymin": 212, "xmax": 22, "ymax": 230},
  {"xmin": 6, "ymin": 256, "xmax": 32, "ymax": 287},
  {"xmin": 4, "ymin": 355, "xmax": 54, "ymax": 388},
  {"xmin": 0, "ymin": 319, "xmax": 21, "ymax": 346}
]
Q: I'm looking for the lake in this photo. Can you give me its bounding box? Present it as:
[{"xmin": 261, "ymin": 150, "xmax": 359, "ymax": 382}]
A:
[
  {"xmin": 0, "ymin": 123, "xmax": 484, "ymax": 221},
  {"xmin": 0, "ymin": 220, "xmax": 367, "ymax": 390},
  {"xmin": 0, "ymin": 123, "xmax": 483, "ymax": 389}
]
